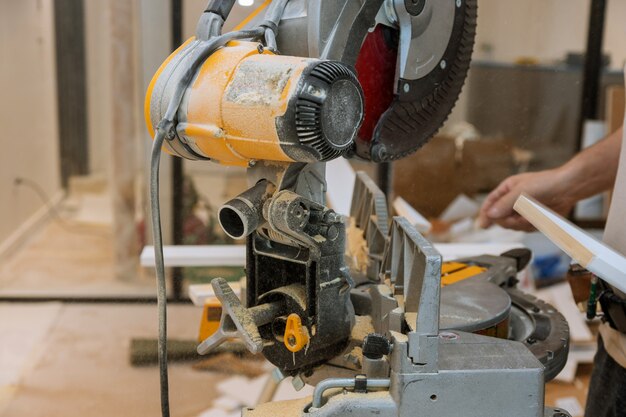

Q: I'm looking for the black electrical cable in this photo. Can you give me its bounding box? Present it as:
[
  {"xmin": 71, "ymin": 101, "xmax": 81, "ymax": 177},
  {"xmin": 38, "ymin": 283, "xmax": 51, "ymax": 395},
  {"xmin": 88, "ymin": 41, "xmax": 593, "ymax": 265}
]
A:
[
  {"xmin": 149, "ymin": 25, "xmax": 269, "ymax": 417},
  {"xmin": 263, "ymin": 0, "xmax": 289, "ymax": 25},
  {"xmin": 151, "ymin": 3, "xmax": 287, "ymax": 414},
  {"xmin": 204, "ymin": 0, "xmax": 236, "ymax": 20},
  {"xmin": 149, "ymin": 129, "xmax": 170, "ymax": 417}
]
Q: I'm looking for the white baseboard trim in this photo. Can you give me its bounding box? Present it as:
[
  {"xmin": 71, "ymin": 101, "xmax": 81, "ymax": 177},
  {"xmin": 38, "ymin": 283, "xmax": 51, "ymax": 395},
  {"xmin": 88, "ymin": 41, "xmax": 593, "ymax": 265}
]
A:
[{"xmin": 0, "ymin": 191, "xmax": 66, "ymax": 262}]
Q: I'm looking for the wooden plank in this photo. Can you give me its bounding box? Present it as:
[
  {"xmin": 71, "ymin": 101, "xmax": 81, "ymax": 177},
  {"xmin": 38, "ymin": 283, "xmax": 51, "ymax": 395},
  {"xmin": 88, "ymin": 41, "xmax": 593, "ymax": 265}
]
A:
[
  {"xmin": 188, "ymin": 282, "xmax": 242, "ymax": 307},
  {"xmin": 140, "ymin": 245, "xmax": 247, "ymax": 268},
  {"xmin": 109, "ymin": 0, "xmax": 139, "ymax": 281},
  {"xmin": 141, "ymin": 242, "xmax": 524, "ymax": 268},
  {"xmin": 514, "ymin": 194, "xmax": 626, "ymax": 294},
  {"xmin": 393, "ymin": 197, "xmax": 431, "ymax": 233}
]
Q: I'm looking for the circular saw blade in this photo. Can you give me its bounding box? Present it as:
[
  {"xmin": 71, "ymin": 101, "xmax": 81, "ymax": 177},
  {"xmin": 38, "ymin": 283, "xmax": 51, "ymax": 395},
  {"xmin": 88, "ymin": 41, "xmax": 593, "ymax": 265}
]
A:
[{"xmin": 356, "ymin": 0, "xmax": 477, "ymax": 162}]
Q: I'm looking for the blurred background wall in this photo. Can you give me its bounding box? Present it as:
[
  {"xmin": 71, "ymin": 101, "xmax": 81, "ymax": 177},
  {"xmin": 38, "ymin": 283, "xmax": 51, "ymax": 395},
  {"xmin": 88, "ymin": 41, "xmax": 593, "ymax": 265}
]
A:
[
  {"xmin": 0, "ymin": 0, "xmax": 61, "ymax": 246},
  {"xmin": 474, "ymin": 0, "xmax": 626, "ymax": 70}
]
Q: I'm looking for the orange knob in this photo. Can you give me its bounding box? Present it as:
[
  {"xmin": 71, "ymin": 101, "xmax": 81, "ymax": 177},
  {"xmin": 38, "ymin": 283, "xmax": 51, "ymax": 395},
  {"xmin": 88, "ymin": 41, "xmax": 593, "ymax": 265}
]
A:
[{"xmin": 284, "ymin": 313, "xmax": 309, "ymax": 353}]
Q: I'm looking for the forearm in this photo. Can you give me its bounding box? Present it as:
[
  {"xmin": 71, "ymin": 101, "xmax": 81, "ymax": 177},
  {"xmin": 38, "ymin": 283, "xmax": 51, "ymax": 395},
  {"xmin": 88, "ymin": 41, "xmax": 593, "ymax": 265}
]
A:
[{"xmin": 557, "ymin": 127, "xmax": 623, "ymax": 201}]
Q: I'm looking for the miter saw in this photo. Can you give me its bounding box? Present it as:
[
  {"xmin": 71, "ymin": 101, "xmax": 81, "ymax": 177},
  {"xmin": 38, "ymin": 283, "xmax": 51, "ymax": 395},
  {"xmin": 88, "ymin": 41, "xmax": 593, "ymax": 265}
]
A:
[{"xmin": 145, "ymin": 1, "xmax": 572, "ymax": 417}]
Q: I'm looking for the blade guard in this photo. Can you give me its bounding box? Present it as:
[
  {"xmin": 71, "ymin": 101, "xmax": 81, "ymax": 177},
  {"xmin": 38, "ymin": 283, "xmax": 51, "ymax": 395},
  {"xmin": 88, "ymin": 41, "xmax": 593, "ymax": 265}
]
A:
[{"xmin": 355, "ymin": 0, "xmax": 477, "ymax": 162}]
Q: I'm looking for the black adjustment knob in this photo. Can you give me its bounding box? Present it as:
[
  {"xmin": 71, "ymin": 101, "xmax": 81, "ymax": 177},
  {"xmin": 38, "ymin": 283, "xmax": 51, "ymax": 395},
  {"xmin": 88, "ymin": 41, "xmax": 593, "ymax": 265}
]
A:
[
  {"xmin": 362, "ymin": 334, "xmax": 392, "ymax": 360},
  {"xmin": 404, "ymin": 0, "xmax": 426, "ymax": 16}
]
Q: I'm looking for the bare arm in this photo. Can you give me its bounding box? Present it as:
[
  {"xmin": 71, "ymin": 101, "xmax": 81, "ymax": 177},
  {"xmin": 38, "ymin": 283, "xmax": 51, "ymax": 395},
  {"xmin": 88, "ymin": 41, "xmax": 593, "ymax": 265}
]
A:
[
  {"xmin": 479, "ymin": 127, "xmax": 623, "ymax": 230},
  {"xmin": 560, "ymin": 126, "xmax": 623, "ymax": 201}
]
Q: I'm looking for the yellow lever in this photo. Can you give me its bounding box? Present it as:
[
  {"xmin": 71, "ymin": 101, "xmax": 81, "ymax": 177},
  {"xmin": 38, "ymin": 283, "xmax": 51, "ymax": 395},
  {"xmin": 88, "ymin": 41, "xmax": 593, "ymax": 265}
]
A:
[{"xmin": 284, "ymin": 313, "xmax": 309, "ymax": 353}]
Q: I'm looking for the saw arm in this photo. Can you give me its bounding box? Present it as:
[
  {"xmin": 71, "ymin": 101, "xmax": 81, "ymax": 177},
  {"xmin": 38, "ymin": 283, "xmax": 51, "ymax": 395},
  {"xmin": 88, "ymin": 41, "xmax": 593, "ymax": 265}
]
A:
[{"xmin": 145, "ymin": 2, "xmax": 572, "ymax": 416}]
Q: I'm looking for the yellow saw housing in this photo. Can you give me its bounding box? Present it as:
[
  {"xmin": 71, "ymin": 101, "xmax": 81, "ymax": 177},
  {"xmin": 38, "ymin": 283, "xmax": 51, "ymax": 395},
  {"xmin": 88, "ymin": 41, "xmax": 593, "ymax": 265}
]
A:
[{"xmin": 145, "ymin": 40, "xmax": 364, "ymax": 167}]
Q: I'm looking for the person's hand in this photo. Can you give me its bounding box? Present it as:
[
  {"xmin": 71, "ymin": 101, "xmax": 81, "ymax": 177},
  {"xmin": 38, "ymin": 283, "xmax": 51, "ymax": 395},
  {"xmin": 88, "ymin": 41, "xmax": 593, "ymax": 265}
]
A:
[{"xmin": 478, "ymin": 168, "xmax": 577, "ymax": 231}]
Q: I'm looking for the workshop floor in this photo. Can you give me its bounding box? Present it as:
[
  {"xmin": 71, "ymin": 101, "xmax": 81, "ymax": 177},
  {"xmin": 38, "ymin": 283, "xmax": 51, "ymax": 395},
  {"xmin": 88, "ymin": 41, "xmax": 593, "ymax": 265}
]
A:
[
  {"xmin": 0, "ymin": 192, "xmax": 217, "ymax": 416},
  {"xmin": 0, "ymin": 191, "xmax": 592, "ymax": 416},
  {"xmin": 0, "ymin": 192, "xmax": 309, "ymax": 417},
  {"xmin": 0, "ymin": 222, "xmax": 158, "ymax": 297},
  {"xmin": 0, "ymin": 302, "xmax": 592, "ymax": 417},
  {"xmin": 0, "ymin": 303, "xmax": 221, "ymax": 417}
]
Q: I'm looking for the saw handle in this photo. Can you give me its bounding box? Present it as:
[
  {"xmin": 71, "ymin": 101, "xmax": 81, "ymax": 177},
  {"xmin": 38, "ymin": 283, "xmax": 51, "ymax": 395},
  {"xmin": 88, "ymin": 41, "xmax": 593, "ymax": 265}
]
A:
[{"xmin": 197, "ymin": 278, "xmax": 283, "ymax": 355}]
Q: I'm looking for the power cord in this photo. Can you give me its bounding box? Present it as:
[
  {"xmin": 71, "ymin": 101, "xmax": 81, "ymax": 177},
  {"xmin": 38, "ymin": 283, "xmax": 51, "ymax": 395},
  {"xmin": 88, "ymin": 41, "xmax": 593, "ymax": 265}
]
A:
[
  {"xmin": 14, "ymin": 177, "xmax": 108, "ymax": 237},
  {"xmin": 151, "ymin": 2, "xmax": 290, "ymax": 415},
  {"xmin": 149, "ymin": 23, "xmax": 278, "ymax": 417}
]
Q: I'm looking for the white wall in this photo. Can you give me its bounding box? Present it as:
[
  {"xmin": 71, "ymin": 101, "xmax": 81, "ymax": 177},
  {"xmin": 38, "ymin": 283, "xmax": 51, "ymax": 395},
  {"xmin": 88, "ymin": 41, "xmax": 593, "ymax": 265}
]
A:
[
  {"xmin": 84, "ymin": 1, "xmax": 114, "ymax": 177},
  {"xmin": 0, "ymin": 0, "xmax": 62, "ymax": 244},
  {"xmin": 447, "ymin": 0, "xmax": 626, "ymax": 128},
  {"xmin": 183, "ymin": 0, "xmax": 255, "ymax": 38},
  {"xmin": 185, "ymin": 0, "xmax": 626, "ymax": 69},
  {"xmin": 475, "ymin": 0, "xmax": 626, "ymax": 70}
]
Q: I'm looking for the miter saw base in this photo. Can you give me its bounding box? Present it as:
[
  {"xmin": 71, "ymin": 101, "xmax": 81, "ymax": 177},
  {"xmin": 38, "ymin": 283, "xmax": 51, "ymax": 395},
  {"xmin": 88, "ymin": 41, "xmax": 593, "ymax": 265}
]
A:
[
  {"xmin": 238, "ymin": 172, "xmax": 571, "ymax": 417},
  {"xmin": 198, "ymin": 172, "xmax": 571, "ymax": 417}
]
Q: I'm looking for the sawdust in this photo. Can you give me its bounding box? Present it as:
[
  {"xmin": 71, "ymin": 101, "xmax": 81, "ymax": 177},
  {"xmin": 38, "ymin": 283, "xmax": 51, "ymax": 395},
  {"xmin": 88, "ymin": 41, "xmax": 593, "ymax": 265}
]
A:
[
  {"xmin": 346, "ymin": 217, "xmax": 370, "ymax": 273},
  {"xmin": 244, "ymin": 397, "xmax": 311, "ymax": 417},
  {"xmin": 225, "ymin": 59, "xmax": 294, "ymax": 106}
]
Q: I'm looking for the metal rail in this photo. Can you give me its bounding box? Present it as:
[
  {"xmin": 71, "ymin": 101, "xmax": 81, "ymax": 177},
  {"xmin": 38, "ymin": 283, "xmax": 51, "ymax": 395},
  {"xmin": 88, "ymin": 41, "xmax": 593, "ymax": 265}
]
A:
[{"xmin": 311, "ymin": 377, "xmax": 391, "ymax": 408}]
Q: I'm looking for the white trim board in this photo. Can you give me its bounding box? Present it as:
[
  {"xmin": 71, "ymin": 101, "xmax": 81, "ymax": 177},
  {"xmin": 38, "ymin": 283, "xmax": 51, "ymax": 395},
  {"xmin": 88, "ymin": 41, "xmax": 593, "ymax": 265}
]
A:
[
  {"xmin": 393, "ymin": 197, "xmax": 431, "ymax": 234},
  {"xmin": 514, "ymin": 194, "xmax": 626, "ymax": 294},
  {"xmin": 0, "ymin": 190, "xmax": 65, "ymax": 262},
  {"xmin": 140, "ymin": 245, "xmax": 246, "ymax": 267},
  {"xmin": 325, "ymin": 158, "xmax": 355, "ymax": 216},
  {"xmin": 141, "ymin": 242, "xmax": 524, "ymax": 268}
]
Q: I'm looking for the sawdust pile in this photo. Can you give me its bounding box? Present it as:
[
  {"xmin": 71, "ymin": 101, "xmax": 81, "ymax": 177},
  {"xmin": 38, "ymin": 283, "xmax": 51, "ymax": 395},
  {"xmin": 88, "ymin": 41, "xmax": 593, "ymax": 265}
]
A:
[{"xmin": 346, "ymin": 217, "xmax": 369, "ymax": 274}]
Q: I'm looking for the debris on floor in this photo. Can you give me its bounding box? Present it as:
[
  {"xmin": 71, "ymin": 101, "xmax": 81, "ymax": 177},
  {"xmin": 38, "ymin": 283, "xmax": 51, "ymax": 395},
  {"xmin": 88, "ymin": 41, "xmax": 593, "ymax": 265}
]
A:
[{"xmin": 197, "ymin": 374, "xmax": 315, "ymax": 417}]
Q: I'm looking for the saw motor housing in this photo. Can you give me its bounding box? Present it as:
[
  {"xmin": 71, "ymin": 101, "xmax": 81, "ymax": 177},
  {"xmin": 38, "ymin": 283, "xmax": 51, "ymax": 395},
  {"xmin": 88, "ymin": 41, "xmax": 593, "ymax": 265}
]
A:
[
  {"xmin": 146, "ymin": 36, "xmax": 365, "ymax": 374},
  {"xmin": 145, "ymin": 40, "xmax": 364, "ymax": 166},
  {"xmin": 145, "ymin": 1, "xmax": 571, "ymax": 416}
]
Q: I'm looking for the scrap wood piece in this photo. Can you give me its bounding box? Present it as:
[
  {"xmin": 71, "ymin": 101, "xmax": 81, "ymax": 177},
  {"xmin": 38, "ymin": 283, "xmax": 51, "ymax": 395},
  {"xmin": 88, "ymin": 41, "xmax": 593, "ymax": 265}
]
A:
[
  {"xmin": 514, "ymin": 194, "xmax": 626, "ymax": 294},
  {"xmin": 193, "ymin": 352, "xmax": 266, "ymax": 378},
  {"xmin": 130, "ymin": 338, "xmax": 198, "ymax": 366},
  {"xmin": 129, "ymin": 338, "xmax": 247, "ymax": 366}
]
